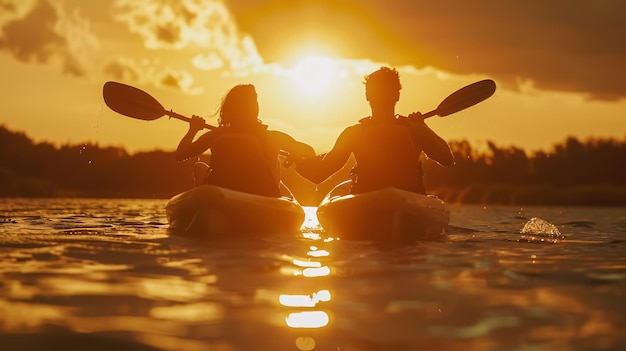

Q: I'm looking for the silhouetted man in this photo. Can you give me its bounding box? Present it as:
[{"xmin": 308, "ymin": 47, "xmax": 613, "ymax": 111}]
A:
[{"xmin": 296, "ymin": 66, "xmax": 453, "ymax": 194}]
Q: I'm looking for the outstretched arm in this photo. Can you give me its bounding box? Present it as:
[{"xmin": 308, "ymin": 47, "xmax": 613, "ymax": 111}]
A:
[
  {"xmin": 270, "ymin": 131, "xmax": 316, "ymax": 160},
  {"xmin": 295, "ymin": 127, "xmax": 355, "ymax": 184},
  {"xmin": 408, "ymin": 113, "xmax": 454, "ymax": 166},
  {"xmin": 175, "ymin": 115, "xmax": 213, "ymax": 161}
]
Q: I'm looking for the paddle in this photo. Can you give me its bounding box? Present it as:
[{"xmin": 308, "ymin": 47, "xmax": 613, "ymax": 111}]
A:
[
  {"xmin": 420, "ymin": 79, "xmax": 496, "ymax": 119},
  {"xmin": 102, "ymin": 81, "xmax": 295, "ymax": 157},
  {"xmin": 102, "ymin": 81, "xmax": 215, "ymax": 130}
]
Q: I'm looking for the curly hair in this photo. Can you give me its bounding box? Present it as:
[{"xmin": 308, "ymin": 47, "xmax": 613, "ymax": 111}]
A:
[{"xmin": 364, "ymin": 67, "xmax": 402, "ymax": 102}]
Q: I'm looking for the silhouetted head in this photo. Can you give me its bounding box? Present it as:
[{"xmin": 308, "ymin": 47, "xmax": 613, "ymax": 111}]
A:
[
  {"xmin": 218, "ymin": 84, "xmax": 260, "ymax": 128},
  {"xmin": 364, "ymin": 67, "xmax": 401, "ymax": 104}
]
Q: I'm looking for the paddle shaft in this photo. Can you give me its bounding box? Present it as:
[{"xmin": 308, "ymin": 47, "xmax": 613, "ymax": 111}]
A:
[
  {"xmin": 164, "ymin": 109, "xmax": 215, "ymax": 130},
  {"xmin": 421, "ymin": 109, "xmax": 440, "ymax": 119},
  {"xmin": 165, "ymin": 109, "xmax": 293, "ymax": 157},
  {"xmin": 167, "ymin": 110, "xmax": 288, "ymax": 156}
]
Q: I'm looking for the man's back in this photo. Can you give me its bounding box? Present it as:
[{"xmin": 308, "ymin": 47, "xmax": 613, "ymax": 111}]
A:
[{"xmin": 349, "ymin": 118, "xmax": 422, "ymax": 193}]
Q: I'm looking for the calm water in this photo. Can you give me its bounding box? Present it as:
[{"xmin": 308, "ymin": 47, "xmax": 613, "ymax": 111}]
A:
[{"xmin": 0, "ymin": 198, "xmax": 625, "ymax": 351}]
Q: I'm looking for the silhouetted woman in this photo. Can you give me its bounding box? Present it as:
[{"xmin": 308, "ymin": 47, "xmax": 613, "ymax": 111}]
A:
[{"xmin": 176, "ymin": 84, "xmax": 315, "ymax": 197}]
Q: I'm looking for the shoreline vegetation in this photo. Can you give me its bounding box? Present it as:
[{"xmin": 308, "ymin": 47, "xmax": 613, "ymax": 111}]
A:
[{"xmin": 1, "ymin": 125, "xmax": 625, "ymax": 206}]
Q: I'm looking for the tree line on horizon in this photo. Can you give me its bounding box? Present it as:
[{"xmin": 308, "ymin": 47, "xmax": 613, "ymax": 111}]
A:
[{"xmin": 1, "ymin": 125, "xmax": 625, "ymax": 206}]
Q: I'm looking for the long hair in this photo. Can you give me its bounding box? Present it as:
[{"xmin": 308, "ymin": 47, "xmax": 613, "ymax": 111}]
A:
[{"xmin": 218, "ymin": 84, "xmax": 261, "ymax": 128}]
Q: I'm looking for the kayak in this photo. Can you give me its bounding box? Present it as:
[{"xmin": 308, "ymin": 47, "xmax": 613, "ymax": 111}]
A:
[
  {"xmin": 165, "ymin": 184, "xmax": 305, "ymax": 239},
  {"xmin": 316, "ymin": 180, "xmax": 450, "ymax": 242}
]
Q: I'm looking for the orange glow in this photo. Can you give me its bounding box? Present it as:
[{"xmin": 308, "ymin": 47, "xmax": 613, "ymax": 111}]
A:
[
  {"xmin": 288, "ymin": 56, "xmax": 341, "ymax": 97},
  {"xmin": 0, "ymin": 1, "xmax": 622, "ymax": 174},
  {"xmin": 295, "ymin": 336, "xmax": 316, "ymax": 351},
  {"xmin": 149, "ymin": 302, "xmax": 223, "ymax": 322}
]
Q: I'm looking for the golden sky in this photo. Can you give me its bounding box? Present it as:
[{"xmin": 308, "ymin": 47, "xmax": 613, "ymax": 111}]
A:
[{"xmin": 0, "ymin": 0, "xmax": 624, "ymax": 154}]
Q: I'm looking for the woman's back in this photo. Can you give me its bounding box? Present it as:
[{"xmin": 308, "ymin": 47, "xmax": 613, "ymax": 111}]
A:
[{"xmin": 207, "ymin": 127, "xmax": 280, "ymax": 197}]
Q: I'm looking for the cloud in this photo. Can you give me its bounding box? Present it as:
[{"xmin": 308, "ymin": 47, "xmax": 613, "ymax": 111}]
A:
[
  {"xmin": 226, "ymin": 0, "xmax": 626, "ymax": 100},
  {"xmin": 102, "ymin": 56, "xmax": 203, "ymax": 95},
  {"xmin": 159, "ymin": 68, "xmax": 203, "ymax": 95},
  {"xmin": 0, "ymin": 0, "xmax": 36, "ymax": 26},
  {"xmin": 102, "ymin": 56, "xmax": 142, "ymax": 82},
  {"xmin": 192, "ymin": 52, "xmax": 223, "ymax": 71},
  {"xmin": 0, "ymin": 0, "xmax": 99, "ymax": 76},
  {"xmin": 114, "ymin": 0, "xmax": 263, "ymax": 72}
]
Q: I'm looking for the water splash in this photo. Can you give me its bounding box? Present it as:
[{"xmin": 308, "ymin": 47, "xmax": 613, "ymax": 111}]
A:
[{"xmin": 519, "ymin": 217, "xmax": 565, "ymax": 243}]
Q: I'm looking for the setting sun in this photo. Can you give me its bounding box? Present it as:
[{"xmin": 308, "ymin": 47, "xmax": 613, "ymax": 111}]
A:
[
  {"xmin": 1, "ymin": 1, "xmax": 626, "ymax": 350},
  {"xmin": 289, "ymin": 56, "xmax": 341, "ymax": 96}
]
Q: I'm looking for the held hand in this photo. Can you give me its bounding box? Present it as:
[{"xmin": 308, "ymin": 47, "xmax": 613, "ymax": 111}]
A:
[
  {"xmin": 189, "ymin": 115, "xmax": 206, "ymax": 132},
  {"xmin": 293, "ymin": 154, "xmax": 324, "ymax": 170},
  {"xmin": 283, "ymin": 155, "xmax": 297, "ymax": 168},
  {"xmin": 294, "ymin": 154, "xmax": 326, "ymax": 183},
  {"xmin": 282, "ymin": 153, "xmax": 319, "ymax": 168},
  {"xmin": 283, "ymin": 154, "xmax": 313, "ymax": 168}
]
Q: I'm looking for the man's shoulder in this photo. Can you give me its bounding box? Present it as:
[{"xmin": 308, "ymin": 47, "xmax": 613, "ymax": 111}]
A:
[
  {"xmin": 341, "ymin": 124, "xmax": 362, "ymax": 134},
  {"xmin": 357, "ymin": 116, "xmax": 372, "ymax": 124},
  {"xmin": 334, "ymin": 124, "xmax": 362, "ymax": 145}
]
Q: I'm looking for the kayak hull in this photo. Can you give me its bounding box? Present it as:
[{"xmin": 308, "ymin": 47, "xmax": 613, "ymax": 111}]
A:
[
  {"xmin": 317, "ymin": 182, "xmax": 450, "ymax": 242},
  {"xmin": 166, "ymin": 185, "xmax": 305, "ymax": 239}
]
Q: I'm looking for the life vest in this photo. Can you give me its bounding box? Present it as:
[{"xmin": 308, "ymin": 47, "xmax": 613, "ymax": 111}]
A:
[
  {"xmin": 205, "ymin": 125, "xmax": 280, "ymax": 197},
  {"xmin": 350, "ymin": 116, "xmax": 424, "ymax": 194}
]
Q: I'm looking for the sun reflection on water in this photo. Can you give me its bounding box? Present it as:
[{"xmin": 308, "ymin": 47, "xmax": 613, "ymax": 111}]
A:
[
  {"xmin": 279, "ymin": 290, "xmax": 331, "ymax": 307},
  {"xmin": 285, "ymin": 311, "xmax": 330, "ymax": 328},
  {"xmin": 302, "ymin": 266, "xmax": 331, "ymax": 277},
  {"xmin": 307, "ymin": 247, "xmax": 330, "ymax": 258},
  {"xmin": 301, "ymin": 206, "xmax": 320, "ymax": 229},
  {"xmin": 292, "ymin": 259, "xmax": 322, "ymax": 268},
  {"xmin": 276, "ymin": 228, "xmax": 335, "ymax": 339}
]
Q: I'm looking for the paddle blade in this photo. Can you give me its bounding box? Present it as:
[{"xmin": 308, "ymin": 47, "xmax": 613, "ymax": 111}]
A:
[
  {"xmin": 436, "ymin": 79, "xmax": 496, "ymax": 117},
  {"xmin": 103, "ymin": 81, "xmax": 166, "ymax": 121}
]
